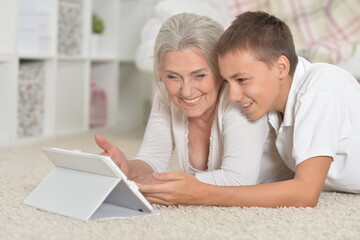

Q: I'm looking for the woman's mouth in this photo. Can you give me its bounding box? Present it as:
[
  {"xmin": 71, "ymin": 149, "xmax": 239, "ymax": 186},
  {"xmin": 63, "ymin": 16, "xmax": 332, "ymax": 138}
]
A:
[{"xmin": 182, "ymin": 95, "xmax": 202, "ymax": 105}]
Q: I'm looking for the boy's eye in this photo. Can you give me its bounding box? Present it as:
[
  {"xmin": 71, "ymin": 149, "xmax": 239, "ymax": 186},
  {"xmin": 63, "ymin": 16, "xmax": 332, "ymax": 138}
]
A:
[{"xmin": 237, "ymin": 78, "xmax": 247, "ymax": 83}]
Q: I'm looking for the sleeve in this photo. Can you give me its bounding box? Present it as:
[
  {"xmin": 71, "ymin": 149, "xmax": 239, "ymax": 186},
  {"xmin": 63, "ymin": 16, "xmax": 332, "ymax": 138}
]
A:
[
  {"xmin": 292, "ymin": 92, "xmax": 344, "ymax": 165},
  {"xmin": 133, "ymin": 92, "xmax": 175, "ymax": 173},
  {"xmin": 195, "ymin": 101, "xmax": 269, "ymax": 186}
]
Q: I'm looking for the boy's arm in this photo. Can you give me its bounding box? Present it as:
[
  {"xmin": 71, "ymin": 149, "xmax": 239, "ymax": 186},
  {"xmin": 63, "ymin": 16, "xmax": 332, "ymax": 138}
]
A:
[
  {"xmin": 211, "ymin": 156, "xmax": 332, "ymax": 207},
  {"xmin": 139, "ymin": 156, "xmax": 332, "ymax": 207}
]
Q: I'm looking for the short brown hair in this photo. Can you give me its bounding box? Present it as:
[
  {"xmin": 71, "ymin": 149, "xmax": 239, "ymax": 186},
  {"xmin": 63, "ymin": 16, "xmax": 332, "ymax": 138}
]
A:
[{"xmin": 217, "ymin": 11, "xmax": 298, "ymax": 75}]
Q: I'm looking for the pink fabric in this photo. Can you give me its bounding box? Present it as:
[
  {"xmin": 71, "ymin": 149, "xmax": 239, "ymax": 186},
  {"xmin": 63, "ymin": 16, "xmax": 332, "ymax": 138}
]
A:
[
  {"xmin": 90, "ymin": 79, "xmax": 107, "ymax": 127},
  {"xmin": 226, "ymin": 0, "xmax": 360, "ymax": 63}
]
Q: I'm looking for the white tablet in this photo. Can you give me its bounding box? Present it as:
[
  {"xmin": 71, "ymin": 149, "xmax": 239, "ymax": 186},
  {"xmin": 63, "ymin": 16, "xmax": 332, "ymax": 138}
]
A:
[{"xmin": 24, "ymin": 147, "xmax": 155, "ymax": 221}]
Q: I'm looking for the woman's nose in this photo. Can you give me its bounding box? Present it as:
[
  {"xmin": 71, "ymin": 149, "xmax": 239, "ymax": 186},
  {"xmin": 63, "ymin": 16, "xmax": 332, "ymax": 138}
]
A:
[{"xmin": 180, "ymin": 79, "xmax": 194, "ymax": 97}]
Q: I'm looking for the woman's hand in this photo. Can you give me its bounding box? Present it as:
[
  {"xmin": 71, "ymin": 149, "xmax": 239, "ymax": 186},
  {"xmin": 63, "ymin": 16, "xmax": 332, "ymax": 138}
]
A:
[
  {"xmin": 138, "ymin": 172, "xmax": 208, "ymax": 206},
  {"xmin": 95, "ymin": 134, "xmax": 130, "ymax": 176}
]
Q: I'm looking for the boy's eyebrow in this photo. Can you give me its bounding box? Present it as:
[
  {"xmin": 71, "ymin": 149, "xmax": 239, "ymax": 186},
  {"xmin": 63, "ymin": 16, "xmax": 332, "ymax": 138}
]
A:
[{"xmin": 229, "ymin": 72, "xmax": 248, "ymax": 79}]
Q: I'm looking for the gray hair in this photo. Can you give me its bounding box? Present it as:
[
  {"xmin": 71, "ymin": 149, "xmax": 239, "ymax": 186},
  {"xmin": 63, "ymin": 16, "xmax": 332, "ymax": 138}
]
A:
[{"xmin": 153, "ymin": 13, "xmax": 224, "ymax": 89}]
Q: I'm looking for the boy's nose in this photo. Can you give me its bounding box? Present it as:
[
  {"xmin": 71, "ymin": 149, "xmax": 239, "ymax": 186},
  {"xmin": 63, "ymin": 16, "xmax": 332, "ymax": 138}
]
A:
[{"xmin": 229, "ymin": 85, "xmax": 243, "ymax": 103}]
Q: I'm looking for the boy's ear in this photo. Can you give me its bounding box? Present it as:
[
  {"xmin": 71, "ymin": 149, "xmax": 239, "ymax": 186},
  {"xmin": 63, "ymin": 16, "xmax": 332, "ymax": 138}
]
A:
[{"xmin": 276, "ymin": 55, "xmax": 290, "ymax": 79}]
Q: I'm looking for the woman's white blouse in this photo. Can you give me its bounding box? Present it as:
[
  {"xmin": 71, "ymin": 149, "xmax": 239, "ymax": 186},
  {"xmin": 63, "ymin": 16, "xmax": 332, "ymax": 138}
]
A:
[{"xmin": 135, "ymin": 83, "xmax": 293, "ymax": 186}]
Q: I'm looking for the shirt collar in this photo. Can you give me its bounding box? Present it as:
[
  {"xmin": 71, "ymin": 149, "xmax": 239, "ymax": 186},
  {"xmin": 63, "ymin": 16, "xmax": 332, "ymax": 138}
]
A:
[
  {"xmin": 267, "ymin": 110, "xmax": 281, "ymax": 134},
  {"xmin": 281, "ymin": 57, "xmax": 309, "ymax": 127}
]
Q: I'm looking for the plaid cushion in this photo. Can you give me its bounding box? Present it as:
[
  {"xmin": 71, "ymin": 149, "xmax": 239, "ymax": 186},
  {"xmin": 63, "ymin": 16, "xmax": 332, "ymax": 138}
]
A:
[{"xmin": 226, "ymin": 0, "xmax": 360, "ymax": 63}]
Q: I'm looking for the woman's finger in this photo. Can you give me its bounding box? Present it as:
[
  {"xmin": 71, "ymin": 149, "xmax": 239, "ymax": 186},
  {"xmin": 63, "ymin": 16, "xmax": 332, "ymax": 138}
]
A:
[{"xmin": 94, "ymin": 134, "xmax": 113, "ymax": 153}]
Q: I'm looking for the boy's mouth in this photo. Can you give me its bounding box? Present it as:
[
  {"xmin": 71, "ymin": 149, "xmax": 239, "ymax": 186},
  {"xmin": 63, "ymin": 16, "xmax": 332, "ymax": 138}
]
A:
[{"xmin": 242, "ymin": 100, "xmax": 254, "ymax": 108}]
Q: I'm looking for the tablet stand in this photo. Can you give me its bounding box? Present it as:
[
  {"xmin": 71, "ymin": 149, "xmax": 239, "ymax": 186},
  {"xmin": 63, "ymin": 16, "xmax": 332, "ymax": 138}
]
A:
[{"xmin": 24, "ymin": 148, "xmax": 156, "ymax": 221}]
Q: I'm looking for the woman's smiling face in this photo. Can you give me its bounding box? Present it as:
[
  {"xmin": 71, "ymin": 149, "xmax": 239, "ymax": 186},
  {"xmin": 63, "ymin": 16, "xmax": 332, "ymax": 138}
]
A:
[{"xmin": 160, "ymin": 48, "xmax": 223, "ymax": 118}]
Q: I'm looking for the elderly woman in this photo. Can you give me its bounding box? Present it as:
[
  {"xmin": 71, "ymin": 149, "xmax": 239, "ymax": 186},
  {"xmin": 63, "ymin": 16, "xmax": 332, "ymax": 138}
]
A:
[{"xmin": 95, "ymin": 13, "xmax": 292, "ymax": 205}]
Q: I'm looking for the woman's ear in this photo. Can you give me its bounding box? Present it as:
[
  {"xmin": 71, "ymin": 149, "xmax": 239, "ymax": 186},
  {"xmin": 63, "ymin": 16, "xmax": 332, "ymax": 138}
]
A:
[{"xmin": 277, "ymin": 55, "xmax": 290, "ymax": 79}]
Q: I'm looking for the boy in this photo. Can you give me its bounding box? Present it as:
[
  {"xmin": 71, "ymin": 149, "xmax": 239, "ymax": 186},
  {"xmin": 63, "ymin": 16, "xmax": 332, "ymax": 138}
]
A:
[{"xmin": 216, "ymin": 11, "xmax": 360, "ymax": 207}]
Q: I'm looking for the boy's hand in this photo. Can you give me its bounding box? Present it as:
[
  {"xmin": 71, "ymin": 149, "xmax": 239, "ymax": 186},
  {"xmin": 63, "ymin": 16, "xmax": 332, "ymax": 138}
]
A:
[
  {"xmin": 133, "ymin": 174, "xmax": 169, "ymax": 185},
  {"xmin": 139, "ymin": 172, "xmax": 206, "ymax": 205}
]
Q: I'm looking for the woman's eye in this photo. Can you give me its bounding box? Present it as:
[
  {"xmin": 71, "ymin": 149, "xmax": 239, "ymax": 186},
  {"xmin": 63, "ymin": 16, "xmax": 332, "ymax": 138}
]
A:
[
  {"xmin": 194, "ymin": 73, "xmax": 206, "ymax": 79},
  {"xmin": 167, "ymin": 75, "xmax": 180, "ymax": 80}
]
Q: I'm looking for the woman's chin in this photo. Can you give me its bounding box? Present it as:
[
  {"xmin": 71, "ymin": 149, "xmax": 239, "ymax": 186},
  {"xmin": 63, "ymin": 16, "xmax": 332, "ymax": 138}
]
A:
[{"xmin": 183, "ymin": 109, "xmax": 204, "ymax": 118}]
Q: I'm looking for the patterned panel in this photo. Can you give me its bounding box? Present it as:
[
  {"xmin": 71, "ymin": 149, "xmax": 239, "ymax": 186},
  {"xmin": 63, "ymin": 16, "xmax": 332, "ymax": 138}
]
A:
[
  {"xmin": 18, "ymin": 61, "xmax": 45, "ymax": 137},
  {"xmin": 58, "ymin": 0, "xmax": 83, "ymax": 56}
]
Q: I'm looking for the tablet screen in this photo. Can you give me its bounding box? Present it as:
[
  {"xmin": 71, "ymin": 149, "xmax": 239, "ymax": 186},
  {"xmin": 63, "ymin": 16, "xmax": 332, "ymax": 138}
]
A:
[{"xmin": 42, "ymin": 147, "xmax": 124, "ymax": 178}]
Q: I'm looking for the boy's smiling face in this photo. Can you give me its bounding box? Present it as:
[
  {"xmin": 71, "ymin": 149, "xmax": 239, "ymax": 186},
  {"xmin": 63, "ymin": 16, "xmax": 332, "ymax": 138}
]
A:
[{"xmin": 218, "ymin": 50, "xmax": 289, "ymax": 121}]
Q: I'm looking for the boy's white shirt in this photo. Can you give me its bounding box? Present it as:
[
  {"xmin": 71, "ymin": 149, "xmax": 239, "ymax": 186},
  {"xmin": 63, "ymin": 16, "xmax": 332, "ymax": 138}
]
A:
[{"xmin": 268, "ymin": 57, "xmax": 360, "ymax": 193}]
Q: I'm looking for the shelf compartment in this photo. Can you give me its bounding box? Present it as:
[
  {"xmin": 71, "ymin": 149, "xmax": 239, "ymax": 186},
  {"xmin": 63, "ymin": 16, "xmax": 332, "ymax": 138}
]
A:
[
  {"xmin": 55, "ymin": 60, "xmax": 89, "ymax": 134},
  {"xmin": 17, "ymin": 60, "xmax": 46, "ymax": 138},
  {"xmin": 16, "ymin": 59, "xmax": 56, "ymax": 139},
  {"xmin": 18, "ymin": 0, "xmax": 57, "ymax": 56},
  {"xmin": 90, "ymin": 0, "xmax": 119, "ymax": 59},
  {"xmin": 0, "ymin": 0, "xmax": 17, "ymax": 56},
  {"xmin": 90, "ymin": 61, "xmax": 118, "ymax": 127},
  {"xmin": 58, "ymin": 0, "xmax": 90, "ymax": 58}
]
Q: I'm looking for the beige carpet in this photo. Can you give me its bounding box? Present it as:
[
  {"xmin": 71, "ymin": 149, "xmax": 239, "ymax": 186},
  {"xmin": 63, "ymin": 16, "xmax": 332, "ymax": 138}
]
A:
[{"xmin": 1, "ymin": 128, "xmax": 360, "ymax": 240}]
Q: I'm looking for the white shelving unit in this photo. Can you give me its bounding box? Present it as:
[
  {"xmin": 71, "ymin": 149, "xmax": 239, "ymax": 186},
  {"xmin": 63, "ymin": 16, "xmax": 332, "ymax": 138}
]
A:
[
  {"xmin": 0, "ymin": 0, "xmax": 122, "ymax": 147},
  {"xmin": 0, "ymin": 0, "xmax": 18, "ymax": 147},
  {"xmin": 0, "ymin": 60, "xmax": 17, "ymax": 147}
]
